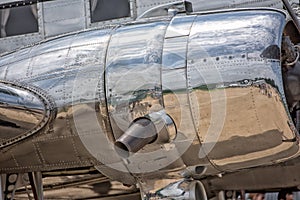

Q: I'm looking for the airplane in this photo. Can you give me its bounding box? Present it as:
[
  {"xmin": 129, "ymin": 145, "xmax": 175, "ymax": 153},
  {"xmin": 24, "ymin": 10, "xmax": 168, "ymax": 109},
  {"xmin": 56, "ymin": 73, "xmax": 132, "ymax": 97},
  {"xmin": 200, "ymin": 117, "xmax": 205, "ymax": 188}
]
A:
[{"xmin": 1, "ymin": 0, "xmax": 300, "ymax": 199}]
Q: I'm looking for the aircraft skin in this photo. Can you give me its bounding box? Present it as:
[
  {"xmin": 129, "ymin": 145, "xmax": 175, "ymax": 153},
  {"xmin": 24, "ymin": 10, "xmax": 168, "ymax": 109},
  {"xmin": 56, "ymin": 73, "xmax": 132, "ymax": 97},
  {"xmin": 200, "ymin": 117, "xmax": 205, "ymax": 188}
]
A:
[
  {"xmin": 0, "ymin": 0, "xmax": 292, "ymax": 54},
  {"xmin": 1, "ymin": 0, "xmax": 300, "ymax": 200}
]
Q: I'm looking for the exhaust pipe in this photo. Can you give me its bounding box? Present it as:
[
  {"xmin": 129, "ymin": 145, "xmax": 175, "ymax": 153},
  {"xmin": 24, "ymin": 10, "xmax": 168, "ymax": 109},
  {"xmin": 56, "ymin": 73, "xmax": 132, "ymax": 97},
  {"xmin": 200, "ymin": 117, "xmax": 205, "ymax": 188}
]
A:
[
  {"xmin": 114, "ymin": 117, "xmax": 157, "ymax": 158},
  {"xmin": 114, "ymin": 111, "xmax": 177, "ymax": 158}
]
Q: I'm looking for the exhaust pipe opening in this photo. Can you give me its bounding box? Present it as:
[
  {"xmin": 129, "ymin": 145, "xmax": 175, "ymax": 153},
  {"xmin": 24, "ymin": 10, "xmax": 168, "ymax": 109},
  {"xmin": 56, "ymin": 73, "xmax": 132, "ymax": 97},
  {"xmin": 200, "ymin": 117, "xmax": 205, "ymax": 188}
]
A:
[
  {"xmin": 114, "ymin": 117, "xmax": 157, "ymax": 158},
  {"xmin": 114, "ymin": 141, "xmax": 130, "ymax": 158},
  {"xmin": 114, "ymin": 111, "xmax": 177, "ymax": 158}
]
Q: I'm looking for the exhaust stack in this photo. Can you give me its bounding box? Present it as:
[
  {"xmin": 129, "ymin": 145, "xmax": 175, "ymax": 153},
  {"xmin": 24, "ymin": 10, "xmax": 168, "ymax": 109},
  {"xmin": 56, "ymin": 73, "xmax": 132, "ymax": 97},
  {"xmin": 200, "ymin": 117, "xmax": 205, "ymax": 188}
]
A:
[
  {"xmin": 114, "ymin": 118, "xmax": 157, "ymax": 158},
  {"xmin": 114, "ymin": 111, "xmax": 176, "ymax": 158}
]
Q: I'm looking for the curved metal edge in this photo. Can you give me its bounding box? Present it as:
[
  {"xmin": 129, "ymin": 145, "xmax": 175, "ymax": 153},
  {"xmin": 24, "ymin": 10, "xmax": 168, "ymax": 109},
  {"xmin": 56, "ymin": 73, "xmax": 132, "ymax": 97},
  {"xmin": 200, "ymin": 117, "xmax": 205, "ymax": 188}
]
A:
[
  {"xmin": 136, "ymin": 1, "xmax": 184, "ymax": 20},
  {"xmin": 190, "ymin": 7, "xmax": 287, "ymax": 19},
  {"xmin": 0, "ymin": 80, "xmax": 56, "ymax": 149}
]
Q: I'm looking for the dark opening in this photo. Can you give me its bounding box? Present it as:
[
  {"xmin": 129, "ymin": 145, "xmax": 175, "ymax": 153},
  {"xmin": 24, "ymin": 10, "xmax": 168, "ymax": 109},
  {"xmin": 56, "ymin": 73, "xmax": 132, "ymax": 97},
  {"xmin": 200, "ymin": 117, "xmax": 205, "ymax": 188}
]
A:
[
  {"xmin": 0, "ymin": 5, "xmax": 38, "ymax": 38},
  {"xmin": 90, "ymin": 0, "xmax": 130, "ymax": 23},
  {"xmin": 114, "ymin": 141, "xmax": 130, "ymax": 158}
]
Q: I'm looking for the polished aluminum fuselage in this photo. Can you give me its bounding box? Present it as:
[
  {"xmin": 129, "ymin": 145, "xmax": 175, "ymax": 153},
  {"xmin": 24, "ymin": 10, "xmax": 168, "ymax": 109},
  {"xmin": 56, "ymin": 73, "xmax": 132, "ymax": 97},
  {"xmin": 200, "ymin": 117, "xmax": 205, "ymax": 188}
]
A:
[
  {"xmin": 0, "ymin": 8, "xmax": 299, "ymax": 188},
  {"xmin": 0, "ymin": 0, "xmax": 286, "ymax": 53}
]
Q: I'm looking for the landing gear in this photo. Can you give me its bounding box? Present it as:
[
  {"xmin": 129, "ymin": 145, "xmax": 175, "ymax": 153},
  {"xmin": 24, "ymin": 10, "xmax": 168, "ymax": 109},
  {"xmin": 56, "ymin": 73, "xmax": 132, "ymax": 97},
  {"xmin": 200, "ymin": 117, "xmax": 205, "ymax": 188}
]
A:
[
  {"xmin": 2, "ymin": 173, "xmax": 20, "ymax": 200},
  {"xmin": 28, "ymin": 172, "xmax": 43, "ymax": 200},
  {"xmin": 1, "ymin": 172, "xmax": 43, "ymax": 200}
]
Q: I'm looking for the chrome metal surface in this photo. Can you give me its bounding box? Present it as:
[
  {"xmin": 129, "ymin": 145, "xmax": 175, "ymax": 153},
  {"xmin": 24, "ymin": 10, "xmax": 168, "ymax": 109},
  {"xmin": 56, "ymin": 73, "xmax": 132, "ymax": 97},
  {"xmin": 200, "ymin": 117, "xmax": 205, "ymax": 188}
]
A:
[
  {"xmin": 187, "ymin": 9, "xmax": 298, "ymax": 170},
  {"xmin": 0, "ymin": 81, "xmax": 53, "ymax": 148},
  {"xmin": 0, "ymin": 6, "xmax": 300, "ymax": 199},
  {"xmin": 147, "ymin": 111, "xmax": 177, "ymax": 142},
  {"xmin": 0, "ymin": 7, "xmax": 296, "ymax": 174},
  {"xmin": 0, "ymin": 29, "xmax": 118, "ymax": 174},
  {"xmin": 164, "ymin": 15, "xmax": 196, "ymax": 38},
  {"xmin": 105, "ymin": 21, "xmax": 167, "ymax": 139},
  {"xmin": 189, "ymin": 0, "xmax": 283, "ymax": 12},
  {"xmin": 161, "ymin": 15, "xmax": 203, "ymax": 172},
  {"xmin": 104, "ymin": 20, "xmax": 189, "ymax": 175},
  {"xmin": 0, "ymin": 0, "xmax": 296, "ymax": 54}
]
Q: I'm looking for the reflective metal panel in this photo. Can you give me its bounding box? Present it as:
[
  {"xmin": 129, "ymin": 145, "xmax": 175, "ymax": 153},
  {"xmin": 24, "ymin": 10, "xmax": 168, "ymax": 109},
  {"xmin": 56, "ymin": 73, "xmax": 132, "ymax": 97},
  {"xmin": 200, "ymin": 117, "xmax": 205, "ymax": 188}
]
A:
[
  {"xmin": 162, "ymin": 35, "xmax": 211, "ymax": 167},
  {"xmin": 0, "ymin": 81, "xmax": 52, "ymax": 148},
  {"xmin": 189, "ymin": 0, "xmax": 283, "ymax": 12},
  {"xmin": 162, "ymin": 37, "xmax": 188, "ymax": 69},
  {"xmin": 165, "ymin": 15, "xmax": 196, "ymax": 38},
  {"xmin": 187, "ymin": 10, "xmax": 297, "ymax": 170},
  {"xmin": 189, "ymin": 10, "xmax": 284, "ymax": 60},
  {"xmin": 0, "ymin": 28, "xmax": 124, "ymax": 174},
  {"xmin": 106, "ymin": 21, "xmax": 168, "ymax": 139}
]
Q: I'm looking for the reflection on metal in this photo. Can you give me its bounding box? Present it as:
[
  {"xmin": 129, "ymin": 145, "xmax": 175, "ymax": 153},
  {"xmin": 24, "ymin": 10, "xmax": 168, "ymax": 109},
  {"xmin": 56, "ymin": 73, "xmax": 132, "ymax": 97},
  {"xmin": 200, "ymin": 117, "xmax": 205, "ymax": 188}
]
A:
[
  {"xmin": 188, "ymin": 0, "xmax": 283, "ymax": 12},
  {"xmin": 142, "ymin": 179, "xmax": 207, "ymax": 200},
  {"xmin": 186, "ymin": 9, "xmax": 297, "ymax": 170},
  {"xmin": 0, "ymin": 8, "xmax": 299, "ymax": 194},
  {"xmin": 147, "ymin": 111, "xmax": 177, "ymax": 142},
  {"xmin": 0, "ymin": 81, "xmax": 54, "ymax": 148},
  {"xmin": 106, "ymin": 21, "xmax": 167, "ymax": 140},
  {"xmin": 0, "ymin": 0, "xmax": 292, "ymax": 54}
]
